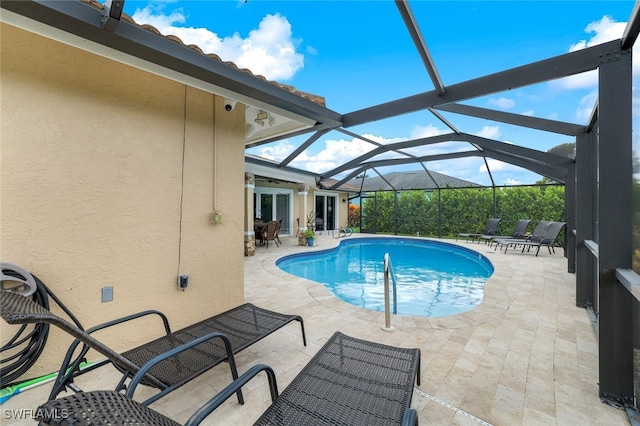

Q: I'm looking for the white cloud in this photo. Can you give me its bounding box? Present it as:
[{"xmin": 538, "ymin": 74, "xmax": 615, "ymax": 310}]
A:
[
  {"xmin": 569, "ymin": 16, "xmax": 627, "ymax": 53},
  {"xmin": 401, "ymin": 142, "xmax": 474, "ymax": 158},
  {"xmin": 131, "ymin": 7, "xmax": 304, "ymax": 81},
  {"xmin": 555, "ymin": 15, "xmax": 633, "ymax": 91},
  {"xmin": 555, "ymin": 70, "xmax": 598, "ymax": 91},
  {"xmin": 359, "ymin": 133, "xmax": 406, "ymax": 145},
  {"xmin": 488, "ymin": 97, "xmax": 515, "ymax": 109},
  {"xmin": 503, "ymin": 177, "xmax": 524, "ymax": 186},
  {"xmin": 521, "ymin": 110, "xmax": 535, "ymax": 117},
  {"xmin": 250, "ymin": 140, "xmax": 296, "ymax": 161},
  {"xmin": 410, "ymin": 124, "xmax": 449, "ymax": 139},
  {"xmin": 428, "ymin": 157, "xmax": 491, "ymax": 185},
  {"xmin": 575, "ymin": 89, "xmax": 598, "ymax": 122},
  {"xmin": 475, "ymin": 125, "xmax": 502, "ymax": 140},
  {"xmin": 289, "ymin": 136, "xmax": 381, "ymax": 173},
  {"xmin": 479, "ymin": 159, "xmax": 521, "ymax": 174}
]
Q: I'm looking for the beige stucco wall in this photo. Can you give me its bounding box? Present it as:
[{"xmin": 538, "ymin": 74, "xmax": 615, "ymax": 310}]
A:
[{"xmin": 1, "ymin": 23, "xmax": 245, "ymax": 378}]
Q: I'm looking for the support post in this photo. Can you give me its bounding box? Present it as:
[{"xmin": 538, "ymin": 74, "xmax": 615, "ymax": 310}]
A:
[
  {"xmin": 597, "ymin": 47, "xmax": 633, "ymax": 406},
  {"xmin": 565, "ymin": 164, "xmax": 576, "ymax": 272},
  {"xmin": 575, "ymin": 133, "xmax": 595, "ymax": 307}
]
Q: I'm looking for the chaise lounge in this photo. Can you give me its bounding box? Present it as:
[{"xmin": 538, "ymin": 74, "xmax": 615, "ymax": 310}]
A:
[
  {"xmin": 457, "ymin": 218, "xmax": 501, "ymax": 243},
  {"xmin": 508, "ymin": 221, "xmax": 566, "ymax": 256},
  {"xmin": 493, "ymin": 220, "xmax": 552, "ymax": 252},
  {"xmin": 0, "ymin": 290, "xmax": 306, "ymax": 405},
  {"xmin": 478, "ymin": 219, "xmax": 531, "ymax": 246},
  {"xmin": 36, "ymin": 331, "xmax": 421, "ymax": 425}
]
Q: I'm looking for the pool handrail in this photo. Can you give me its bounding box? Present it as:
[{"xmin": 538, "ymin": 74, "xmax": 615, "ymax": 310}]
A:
[{"xmin": 383, "ymin": 253, "xmax": 398, "ymax": 331}]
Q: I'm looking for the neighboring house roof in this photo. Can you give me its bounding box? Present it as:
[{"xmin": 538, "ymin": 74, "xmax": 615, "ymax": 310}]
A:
[{"xmin": 348, "ymin": 170, "xmax": 480, "ymax": 192}]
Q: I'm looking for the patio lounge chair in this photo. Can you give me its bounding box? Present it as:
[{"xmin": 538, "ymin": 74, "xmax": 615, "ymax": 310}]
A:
[
  {"xmin": 0, "ymin": 290, "xmax": 306, "ymax": 405},
  {"xmin": 457, "ymin": 218, "xmax": 501, "ymax": 243},
  {"xmin": 493, "ymin": 220, "xmax": 552, "ymax": 252},
  {"xmin": 35, "ymin": 331, "xmax": 421, "ymax": 425},
  {"xmin": 478, "ymin": 219, "xmax": 531, "ymax": 246},
  {"xmin": 508, "ymin": 221, "xmax": 566, "ymax": 256}
]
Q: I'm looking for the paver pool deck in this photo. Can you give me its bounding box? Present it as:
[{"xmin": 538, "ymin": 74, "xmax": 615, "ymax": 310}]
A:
[{"xmin": 3, "ymin": 234, "xmax": 630, "ymax": 425}]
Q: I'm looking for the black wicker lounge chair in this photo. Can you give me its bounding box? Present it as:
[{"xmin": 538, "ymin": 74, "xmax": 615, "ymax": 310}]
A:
[
  {"xmin": 478, "ymin": 219, "xmax": 530, "ymax": 246},
  {"xmin": 457, "ymin": 218, "xmax": 501, "ymax": 243},
  {"xmin": 508, "ymin": 221, "xmax": 566, "ymax": 256},
  {"xmin": 0, "ymin": 291, "xmax": 306, "ymax": 405},
  {"xmin": 493, "ymin": 220, "xmax": 552, "ymax": 252},
  {"xmin": 36, "ymin": 331, "xmax": 421, "ymax": 425}
]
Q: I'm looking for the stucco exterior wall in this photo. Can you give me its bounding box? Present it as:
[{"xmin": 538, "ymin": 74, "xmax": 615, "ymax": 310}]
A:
[{"xmin": 1, "ymin": 23, "xmax": 245, "ymax": 378}]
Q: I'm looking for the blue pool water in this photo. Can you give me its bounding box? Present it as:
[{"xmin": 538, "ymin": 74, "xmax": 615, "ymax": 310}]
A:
[{"xmin": 276, "ymin": 237, "xmax": 494, "ymax": 317}]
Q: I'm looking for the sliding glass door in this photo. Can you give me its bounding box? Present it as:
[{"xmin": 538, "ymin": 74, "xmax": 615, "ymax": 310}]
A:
[
  {"xmin": 314, "ymin": 193, "xmax": 337, "ymax": 232},
  {"xmin": 254, "ymin": 188, "xmax": 292, "ymax": 235}
]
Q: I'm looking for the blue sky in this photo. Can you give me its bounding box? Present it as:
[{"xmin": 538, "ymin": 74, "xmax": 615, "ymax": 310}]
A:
[{"xmin": 116, "ymin": 1, "xmax": 637, "ymax": 186}]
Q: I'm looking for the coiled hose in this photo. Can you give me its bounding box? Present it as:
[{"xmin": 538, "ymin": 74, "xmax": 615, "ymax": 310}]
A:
[{"xmin": 1, "ymin": 272, "xmax": 84, "ymax": 386}]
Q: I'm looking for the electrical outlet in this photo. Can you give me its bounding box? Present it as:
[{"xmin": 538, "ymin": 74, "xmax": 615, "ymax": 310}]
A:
[{"xmin": 178, "ymin": 274, "xmax": 189, "ymax": 290}]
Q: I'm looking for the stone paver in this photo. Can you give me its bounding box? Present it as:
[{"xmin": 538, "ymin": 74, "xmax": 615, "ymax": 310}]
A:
[{"xmin": 2, "ymin": 235, "xmax": 630, "ymax": 425}]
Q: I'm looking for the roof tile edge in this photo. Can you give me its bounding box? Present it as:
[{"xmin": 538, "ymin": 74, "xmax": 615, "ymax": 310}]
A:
[{"xmin": 81, "ymin": 0, "xmax": 326, "ymax": 107}]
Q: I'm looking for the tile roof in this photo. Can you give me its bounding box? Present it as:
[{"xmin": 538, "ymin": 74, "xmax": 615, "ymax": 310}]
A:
[
  {"xmin": 81, "ymin": 0, "xmax": 325, "ymax": 107},
  {"xmin": 349, "ymin": 170, "xmax": 480, "ymax": 191}
]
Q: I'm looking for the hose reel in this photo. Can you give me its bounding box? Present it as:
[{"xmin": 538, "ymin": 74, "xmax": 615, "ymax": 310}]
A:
[
  {"xmin": 1, "ymin": 263, "xmax": 84, "ymax": 386},
  {"xmin": 1, "ymin": 262, "xmax": 38, "ymax": 296}
]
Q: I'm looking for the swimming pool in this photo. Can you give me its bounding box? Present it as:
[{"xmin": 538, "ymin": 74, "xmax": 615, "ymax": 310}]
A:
[{"xmin": 276, "ymin": 237, "xmax": 494, "ymax": 317}]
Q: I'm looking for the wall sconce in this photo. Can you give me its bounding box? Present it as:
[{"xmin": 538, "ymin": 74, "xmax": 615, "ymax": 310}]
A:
[
  {"xmin": 254, "ymin": 110, "xmax": 275, "ymax": 127},
  {"xmin": 254, "ymin": 110, "xmax": 268, "ymax": 126},
  {"xmin": 211, "ymin": 209, "xmax": 223, "ymax": 225}
]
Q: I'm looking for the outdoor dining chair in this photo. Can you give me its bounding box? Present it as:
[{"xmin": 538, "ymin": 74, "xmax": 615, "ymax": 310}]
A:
[{"xmin": 261, "ymin": 220, "xmax": 279, "ymax": 247}]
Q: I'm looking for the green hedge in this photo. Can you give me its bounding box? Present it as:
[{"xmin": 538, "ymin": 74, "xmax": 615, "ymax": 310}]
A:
[{"xmin": 361, "ymin": 186, "xmax": 565, "ymax": 240}]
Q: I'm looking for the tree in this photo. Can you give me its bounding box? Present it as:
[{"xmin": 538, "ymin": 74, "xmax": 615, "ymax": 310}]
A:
[
  {"xmin": 547, "ymin": 142, "xmax": 575, "ymax": 158},
  {"xmin": 347, "ymin": 203, "xmax": 360, "ymax": 229}
]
